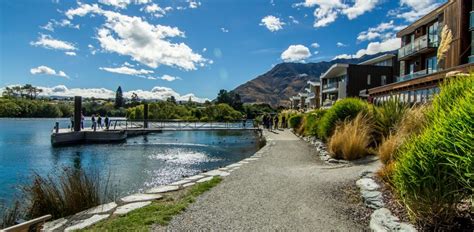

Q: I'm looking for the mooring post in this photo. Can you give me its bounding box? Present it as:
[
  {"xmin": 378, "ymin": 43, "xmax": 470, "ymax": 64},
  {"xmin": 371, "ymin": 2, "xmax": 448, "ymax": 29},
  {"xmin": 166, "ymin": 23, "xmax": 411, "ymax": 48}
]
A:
[
  {"xmin": 143, "ymin": 103, "xmax": 149, "ymax": 129},
  {"xmin": 74, "ymin": 96, "xmax": 82, "ymax": 132}
]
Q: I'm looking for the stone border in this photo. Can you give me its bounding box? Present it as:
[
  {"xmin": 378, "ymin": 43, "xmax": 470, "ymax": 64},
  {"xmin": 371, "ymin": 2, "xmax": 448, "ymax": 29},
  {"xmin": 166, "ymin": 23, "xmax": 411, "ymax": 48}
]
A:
[
  {"xmin": 293, "ymin": 132, "xmax": 349, "ymax": 165},
  {"xmin": 41, "ymin": 138, "xmax": 269, "ymax": 231},
  {"xmin": 357, "ymin": 171, "xmax": 417, "ymax": 232}
]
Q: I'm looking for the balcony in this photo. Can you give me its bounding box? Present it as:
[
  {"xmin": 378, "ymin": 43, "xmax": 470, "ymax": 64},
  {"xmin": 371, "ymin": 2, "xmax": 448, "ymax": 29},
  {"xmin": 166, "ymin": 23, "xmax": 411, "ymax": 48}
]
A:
[
  {"xmin": 470, "ymin": 11, "xmax": 474, "ymax": 31},
  {"xmin": 398, "ymin": 35, "xmax": 436, "ymax": 60},
  {"xmin": 322, "ymin": 82, "xmax": 338, "ymax": 93},
  {"xmin": 397, "ymin": 69, "xmax": 427, "ymax": 82}
]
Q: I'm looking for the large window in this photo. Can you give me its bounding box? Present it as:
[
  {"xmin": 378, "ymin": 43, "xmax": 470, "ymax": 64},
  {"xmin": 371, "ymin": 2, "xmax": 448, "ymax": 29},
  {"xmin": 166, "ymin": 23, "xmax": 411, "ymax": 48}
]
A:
[
  {"xmin": 426, "ymin": 56, "xmax": 438, "ymax": 74},
  {"xmin": 428, "ymin": 21, "xmax": 439, "ymax": 46}
]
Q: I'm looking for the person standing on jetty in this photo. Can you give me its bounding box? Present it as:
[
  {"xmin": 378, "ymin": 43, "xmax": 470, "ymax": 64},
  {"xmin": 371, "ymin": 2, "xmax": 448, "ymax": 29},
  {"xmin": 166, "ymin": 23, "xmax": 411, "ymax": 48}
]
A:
[
  {"xmin": 91, "ymin": 114, "xmax": 96, "ymax": 130},
  {"xmin": 81, "ymin": 112, "xmax": 85, "ymax": 129},
  {"xmin": 70, "ymin": 116, "xmax": 74, "ymax": 131},
  {"xmin": 97, "ymin": 115, "xmax": 103, "ymax": 129},
  {"xmin": 104, "ymin": 115, "xmax": 109, "ymax": 130}
]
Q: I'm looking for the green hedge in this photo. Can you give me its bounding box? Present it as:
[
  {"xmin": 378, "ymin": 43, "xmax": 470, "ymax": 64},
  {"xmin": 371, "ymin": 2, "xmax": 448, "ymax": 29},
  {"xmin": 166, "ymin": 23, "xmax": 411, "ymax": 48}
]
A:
[
  {"xmin": 392, "ymin": 76, "xmax": 474, "ymax": 225},
  {"xmin": 317, "ymin": 98, "xmax": 368, "ymax": 140},
  {"xmin": 288, "ymin": 114, "xmax": 303, "ymax": 130}
]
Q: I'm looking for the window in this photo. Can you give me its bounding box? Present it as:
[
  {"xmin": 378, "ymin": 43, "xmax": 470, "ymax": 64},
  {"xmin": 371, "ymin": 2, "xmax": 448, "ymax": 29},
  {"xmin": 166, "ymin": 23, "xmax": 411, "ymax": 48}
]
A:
[
  {"xmin": 428, "ymin": 21, "xmax": 439, "ymax": 47},
  {"xmin": 381, "ymin": 75, "xmax": 387, "ymax": 86},
  {"xmin": 367, "ymin": 75, "xmax": 371, "ymax": 85},
  {"xmin": 426, "ymin": 56, "xmax": 438, "ymax": 74}
]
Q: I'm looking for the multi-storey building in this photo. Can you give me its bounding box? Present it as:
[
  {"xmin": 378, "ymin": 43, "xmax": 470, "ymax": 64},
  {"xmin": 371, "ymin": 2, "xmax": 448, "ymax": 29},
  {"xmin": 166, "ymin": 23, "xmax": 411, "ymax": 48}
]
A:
[
  {"xmin": 320, "ymin": 54, "xmax": 395, "ymax": 107},
  {"xmin": 369, "ymin": 0, "xmax": 474, "ymax": 104},
  {"xmin": 305, "ymin": 80, "xmax": 321, "ymax": 109}
]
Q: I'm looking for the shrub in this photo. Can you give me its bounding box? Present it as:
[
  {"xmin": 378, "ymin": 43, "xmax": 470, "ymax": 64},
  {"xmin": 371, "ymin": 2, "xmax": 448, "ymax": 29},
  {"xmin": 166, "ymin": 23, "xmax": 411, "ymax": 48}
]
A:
[
  {"xmin": 1, "ymin": 201, "xmax": 22, "ymax": 228},
  {"xmin": 318, "ymin": 98, "xmax": 368, "ymax": 140},
  {"xmin": 392, "ymin": 76, "xmax": 474, "ymax": 227},
  {"xmin": 23, "ymin": 167, "xmax": 113, "ymax": 220},
  {"xmin": 302, "ymin": 109, "xmax": 326, "ymax": 136},
  {"xmin": 288, "ymin": 114, "xmax": 303, "ymax": 130},
  {"xmin": 328, "ymin": 113, "xmax": 373, "ymax": 160},
  {"xmin": 372, "ymin": 98, "xmax": 409, "ymax": 139}
]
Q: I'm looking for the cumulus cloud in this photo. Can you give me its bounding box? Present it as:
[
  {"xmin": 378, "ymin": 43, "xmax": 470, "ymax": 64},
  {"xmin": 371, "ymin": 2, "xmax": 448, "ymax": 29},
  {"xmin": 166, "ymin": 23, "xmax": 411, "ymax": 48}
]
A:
[
  {"xmin": 288, "ymin": 16, "xmax": 299, "ymax": 24},
  {"xmin": 98, "ymin": 0, "xmax": 132, "ymax": 9},
  {"xmin": 392, "ymin": 0, "xmax": 442, "ymax": 22},
  {"xmin": 30, "ymin": 34, "xmax": 77, "ymax": 51},
  {"xmin": 260, "ymin": 15, "xmax": 285, "ymax": 32},
  {"xmin": 188, "ymin": 0, "xmax": 201, "ymax": 9},
  {"xmin": 41, "ymin": 19, "xmax": 79, "ymax": 32},
  {"xmin": 333, "ymin": 37, "xmax": 400, "ymax": 60},
  {"xmin": 0, "ymin": 85, "xmax": 209, "ymax": 102},
  {"xmin": 357, "ymin": 20, "xmax": 406, "ymax": 42},
  {"xmin": 99, "ymin": 66, "xmax": 154, "ymax": 76},
  {"xmin": 160, "ymin": 74, "xmax": 181, "ymax": 82},
  {"xmin": 30, "ymin": 65, "xmax": 69, "ymax": 78},
  {"xmin": 311, "ymin": 42, "xmax": 320, "ymax": 48},
  {"xmin": 294, "ymin": 0, "xmax": 380, "ymax": 28},
  {"xmin": 65, "ymin": 3, "xmax": 208, "ymax": 70},
  {"xmin": 336, "ymin": 42, "xmax": 346, "ymax": 47},
  {"xmin": 220, "ymin": 27, "xmax": 229, "ymax": 33},
  {"xmin": 142, "ymin": 3, "xmax": 172, "ymax": 18},
  {"xmin": 281, "ymin": 45, "xmax": 311, "ymax": 62},
  {"xmin": 65, "ymin": 51, "xmax": 77, "ymax": 56}
]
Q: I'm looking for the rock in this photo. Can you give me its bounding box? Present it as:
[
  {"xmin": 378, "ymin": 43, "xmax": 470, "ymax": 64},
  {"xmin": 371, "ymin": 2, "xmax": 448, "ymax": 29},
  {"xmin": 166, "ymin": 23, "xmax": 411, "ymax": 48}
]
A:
[
  {"xmin": 356, "ymin": 178, "xmax": 380, "ymax": 191},
  {"xmin": 226, "ymin": 163, "xmax": 242, "ymax": 168},
  {"xmin": 170, "ymin": 179, "xmax": 193, "ymax": 186},
  {"xmin": 64, "ymin": 214, "xmax": 109, "ymax": 231},
  {"xmin": 360, "ymin": 171, "xmax": 374, "ymax": 178},
  {"xmin": 327, "ymin": 158, "xmax": 339, "ymax": 164},
  {"xmin": 114, "ymin": 201, "xmax": 152, "ymax": 215},
  {"xmin": 78, "ymin": 202, "xmax": 117, "ymax": 215},
  {"xmin": 183, "ymin": 182, "xmax": 195, "ymax": 188},
  {"xmin": 238, "ymin": 161, "xmax": 249, "ymax": 164},
  {"xmin": 244, "ymin": 158, "xmax": 259, "ymax": 161},
  {"xmin": 41, "ymin": 218, "xmax": 68, "ymax": 231},
  {"xmin": 361, "ymin": 190, "xmax": 385, "ymax": 209},
  {"xmin": 204, "ymin": 170, "xmax": 230, "ymax": 177},
  {"xmin": 370, "ymin": 208, "xmax": 417, "ymax": 232},
  {"xmin": 146, "ymin": 185, "xmax": 179, "ymax": 194},
  {"xmin": 196, "ymin": 176, "xmax": 213, "ymax": 183},
  {"xmin": 121, "ymin": 193, "xmax": 162, "ymax": 203},
  {"xmin": 185, "ymin": 175, "xmax": 205, "ymax": 181}
]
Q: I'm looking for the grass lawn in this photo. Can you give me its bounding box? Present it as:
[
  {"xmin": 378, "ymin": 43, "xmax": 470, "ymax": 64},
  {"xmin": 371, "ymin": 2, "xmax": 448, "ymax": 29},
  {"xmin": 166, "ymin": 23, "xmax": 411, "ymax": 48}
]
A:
[{"xmin": 81, "ymin": 177, "xmax": 222, "ymax": 231}]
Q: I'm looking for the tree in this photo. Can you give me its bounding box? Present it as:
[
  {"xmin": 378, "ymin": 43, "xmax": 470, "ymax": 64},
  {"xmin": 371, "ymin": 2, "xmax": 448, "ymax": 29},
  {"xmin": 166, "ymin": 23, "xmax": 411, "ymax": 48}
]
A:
[
  {"xmin": 216, "ymin": 89, "xmax": 243, "ymax": 111},
  {"xmin": 166, "ymin": 96, "xmax": 177, "ymax": 105},
  {"xmin": 115, "ymin": 86, "xmax": 124, "ymax": 108},
  {"xmin": 131, "ymin": 92, "xmax": 140, "ymax": 104}
]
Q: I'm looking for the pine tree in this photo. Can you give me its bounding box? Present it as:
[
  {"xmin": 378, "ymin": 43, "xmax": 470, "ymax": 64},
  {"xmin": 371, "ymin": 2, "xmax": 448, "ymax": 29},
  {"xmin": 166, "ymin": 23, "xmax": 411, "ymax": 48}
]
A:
[{"xmin": 115, "ymin": 86, "xmax": 124, "ymax": 108}]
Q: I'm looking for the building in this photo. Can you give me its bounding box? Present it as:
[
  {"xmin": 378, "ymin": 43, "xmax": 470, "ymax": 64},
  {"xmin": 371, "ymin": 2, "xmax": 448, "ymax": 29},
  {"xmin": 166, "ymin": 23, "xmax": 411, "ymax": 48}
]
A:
[
  {"xmin": 320, "ymin": 54, "xmax": 395, "ymax": 107},
  {"xmin": 369, "ymin": 0, "xmax": 474, "ymax": 104},
  {"xmin": 305, "ymin": 80, "xmax": 321, "ymax": 109}
]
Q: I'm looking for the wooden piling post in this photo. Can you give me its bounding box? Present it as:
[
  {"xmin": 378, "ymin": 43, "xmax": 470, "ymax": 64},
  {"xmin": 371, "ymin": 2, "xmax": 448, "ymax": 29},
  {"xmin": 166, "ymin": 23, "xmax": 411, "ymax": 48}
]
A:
[
  {"xmin": 144, "ymin": 103, "xmax": 149, "ymax": 129},
  {"xmin": 74, "ymin": 96, "xmax": 82, "ymax": 132}
]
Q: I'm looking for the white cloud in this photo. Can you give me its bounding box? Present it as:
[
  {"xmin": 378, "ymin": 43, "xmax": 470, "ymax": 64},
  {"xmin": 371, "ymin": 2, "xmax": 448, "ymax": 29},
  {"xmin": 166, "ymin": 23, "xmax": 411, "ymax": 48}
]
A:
[
  {"xmin": 313, "ymin": 51, "xmax": 319, "ymax": 55},
  {"xmin": 1, "ymin": 85, "xmax": 208, "ymax": 102},
  {"xmin": 221, "ymin": 27, "xmax": 229, "ymax": 33},
  {"xmin": 281, "ymin": 44, "xmax": 311, "ymax": 62},
  {"xmin": 260, "ymin": 15, "xmax": 285, "ymax": 32},
  {"xmin": 311, "ymin": 42, "xmax": 320, "ymax": 48},
  {"xmin": 202, "ymin": 48, "xmax": 207, "ymax": 52},
  {"xmin": 142, "ymin": 3, "xmax": 172, "ymax": 18},
  {"xmin": 188, "ymin": 0, "xmax": 201, "ymax": 9},
  {"xmin": 30, "ymin": 34, "xmax": 77, "ymax": 51},
  {"xmin": 160, "ymin": 74, "xmax": 181, "ymax": 81},
  {"xmin": 342, "ymin": 0, "xmax": 379, "ymax": 20},
  {"xmin": 99, "ymin": 66, "xmax": 154, "ymax": 76},
  {"xmin": 41, "ymin": 19, "xmax": 79, "ymax": 32},
  {"xmin": 333, "ymin": 37, "xmax": 400, "ymax": 59},
  {"xmin": 393, "ymin": 0, "xmax": 442, "ymax": 22},
  {"xmin": 336, "ymin": 42, "xmax": 346, "ymax": 47},
  {"xmin": 30, "ymin": 65, "xmax": 69, "ymax": 78},
  {"xmin": 65, "ymin": 51, "xmax": 77, "ymax": 56},
  {"xmin": 357, "ymin": 20, "xmax": 405, "ymax": 41},
  {"xmin": 66, "ymin": 3, "xmax": 208, "ymax": 70},
  {"xmin": 289, "ymin": 16, "xmax": 299, "ymax": 24},
  {"xmin": 99, "ymin": 0, "xmax": 131, "ymax": 9},
  {"xmin": 294, "ymin": 0, "xmax": 380, "ymax": 27}
]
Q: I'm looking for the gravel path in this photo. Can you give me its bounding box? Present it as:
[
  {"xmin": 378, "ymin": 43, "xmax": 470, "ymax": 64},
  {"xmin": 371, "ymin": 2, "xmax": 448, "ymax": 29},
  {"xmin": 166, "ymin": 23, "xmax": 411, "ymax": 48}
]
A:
[{"xmin": 162, "ymin": 130, "xmax": 380, "ymax": 231}]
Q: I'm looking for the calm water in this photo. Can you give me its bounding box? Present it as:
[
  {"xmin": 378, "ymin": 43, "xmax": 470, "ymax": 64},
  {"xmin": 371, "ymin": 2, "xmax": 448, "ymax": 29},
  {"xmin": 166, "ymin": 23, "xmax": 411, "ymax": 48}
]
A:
[{"xmin": 0, "ymin": 118, "xmax": 261, "ymax": 206}]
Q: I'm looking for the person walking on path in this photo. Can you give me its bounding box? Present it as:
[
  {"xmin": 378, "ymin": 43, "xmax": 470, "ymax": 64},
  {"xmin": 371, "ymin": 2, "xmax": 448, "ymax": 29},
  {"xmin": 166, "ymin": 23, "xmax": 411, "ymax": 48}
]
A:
[
  {"xmin": 70, "ymin": 116, "xmax": 74, "ymax": 131},
  {"xmin": 104, "ymin": 115, "xmax": 109, "ymax": 130},
  {"xmin": 268, "ymin": 114, "xmax": 273, "ymax": 132},
  {"xmin": 281, "ymin": 115, "xmax": 286, "ymax": 128},
  {"xmin": 80, "ymin": 112, "xmax": 84, "ymax": 129},
  {"xmin": 97, "ymin": 115, "xmax": 103, "ymax": 129},
  {"xmin": 91, "ymin": 114, "xmax": 96, "ymax": 131},
  {"xmin": 274, "ymin": 116, "xmax": 279, "ymax": 130}
]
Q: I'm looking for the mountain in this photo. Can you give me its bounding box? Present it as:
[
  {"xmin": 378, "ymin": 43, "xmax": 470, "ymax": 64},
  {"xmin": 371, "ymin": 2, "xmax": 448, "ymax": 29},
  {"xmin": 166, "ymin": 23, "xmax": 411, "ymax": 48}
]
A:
[{"xmin": 233, "ymin": 51, "xmax": 396, "ymax": 107}]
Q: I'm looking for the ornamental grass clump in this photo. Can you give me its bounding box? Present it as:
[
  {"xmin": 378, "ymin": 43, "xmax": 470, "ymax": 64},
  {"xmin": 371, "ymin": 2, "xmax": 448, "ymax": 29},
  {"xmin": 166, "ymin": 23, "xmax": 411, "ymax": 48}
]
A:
[
  {"xmin": 318, "ymin": 98, "xmax": 368, "ymax": 140},
  {"xmin": 372, "ymin": 98, "xmax": 409, "ymax": 139},
  {"xmin": 288, "ymin": 114, "xmax": 303, "ymax": 130},
  {"xmin": 328, "ymin": 113, "xmax": 373, "ymax": 160},
  {"xmin": 392, "ymin": 75, "xmax": 473, "ymax": 228}
]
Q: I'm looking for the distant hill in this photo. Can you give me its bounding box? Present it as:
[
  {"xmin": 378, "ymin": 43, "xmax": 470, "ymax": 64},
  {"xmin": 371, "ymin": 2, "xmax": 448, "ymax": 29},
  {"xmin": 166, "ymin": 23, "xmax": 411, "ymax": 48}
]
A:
[{"xmin": 232, "ymin": 51, "xmax": 396, "ymax": 107}]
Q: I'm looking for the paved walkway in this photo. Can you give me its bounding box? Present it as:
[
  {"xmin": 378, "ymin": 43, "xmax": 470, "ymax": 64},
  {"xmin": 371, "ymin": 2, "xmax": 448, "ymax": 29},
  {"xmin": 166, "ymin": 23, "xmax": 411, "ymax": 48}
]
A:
[{"xmin": 164, "ymin": 130, "xmax": 379, "ymax": 231}]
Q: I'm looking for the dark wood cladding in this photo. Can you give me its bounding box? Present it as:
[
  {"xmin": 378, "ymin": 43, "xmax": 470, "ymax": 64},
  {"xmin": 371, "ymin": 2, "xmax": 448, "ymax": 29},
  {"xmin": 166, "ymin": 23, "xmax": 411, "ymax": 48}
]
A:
[
  {"xmin": 346, "ymin": 65, "xmax": 393, "ymax": 97},
  {"xmin": 369, "ymin": 63, "xmax": 474, "ymax": 96}
]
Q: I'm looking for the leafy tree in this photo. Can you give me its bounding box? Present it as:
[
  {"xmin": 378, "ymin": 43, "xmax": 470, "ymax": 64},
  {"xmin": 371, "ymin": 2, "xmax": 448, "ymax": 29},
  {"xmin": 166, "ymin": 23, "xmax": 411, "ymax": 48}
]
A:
[
  {"xmin": 166, "ymin": 96, "xmax": 177, "ymax": 105},
  {"xmin": 216, "ymin": 89, "xmax": 243, "ymax": 111}
]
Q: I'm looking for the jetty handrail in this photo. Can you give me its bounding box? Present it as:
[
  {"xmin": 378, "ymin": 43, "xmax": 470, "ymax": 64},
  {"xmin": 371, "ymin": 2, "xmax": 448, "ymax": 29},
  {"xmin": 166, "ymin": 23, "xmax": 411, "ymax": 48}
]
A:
[
  {"xmin": 2, "ymin": 214, "xmax": 52, "ymax": 232},
  {"xmin": 109, "ymin": 119, "xmax": 257, "ymax": 130}
]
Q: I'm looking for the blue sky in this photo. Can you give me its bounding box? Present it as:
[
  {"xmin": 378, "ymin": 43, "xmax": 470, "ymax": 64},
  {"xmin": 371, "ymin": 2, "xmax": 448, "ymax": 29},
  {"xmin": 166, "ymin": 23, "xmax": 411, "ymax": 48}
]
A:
[{"xmin": 0, "ymin": 0, "xmax": 445, "ymax": 101}]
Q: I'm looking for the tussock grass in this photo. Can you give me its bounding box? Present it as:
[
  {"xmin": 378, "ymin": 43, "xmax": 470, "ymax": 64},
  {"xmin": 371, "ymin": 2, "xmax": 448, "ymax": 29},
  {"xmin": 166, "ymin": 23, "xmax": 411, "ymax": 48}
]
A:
[
  {"xmin": 82, "ymin": 177, "xmax": 222, "ymax": 231},
  {"xmin": 288, "ymin": 114, "xmax": 303, "ymax": 130},
  {"xmin": 1, "ymin": 201, "xmax": 22, "ymax": 228},
  {"xmin": 372, "ymin": 98, "xmax": 409, "ymax": 139},
  {"xmin": 328, "ymin": 113, "xmax": 373, "ymax": 160}
]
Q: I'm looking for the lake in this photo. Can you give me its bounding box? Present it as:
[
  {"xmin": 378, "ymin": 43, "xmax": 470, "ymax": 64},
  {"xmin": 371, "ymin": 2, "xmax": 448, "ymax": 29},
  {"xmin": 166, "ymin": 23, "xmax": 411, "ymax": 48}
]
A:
[{"xmin": 0, "ymin": 118, "xmax": 262, "ymax": 207}]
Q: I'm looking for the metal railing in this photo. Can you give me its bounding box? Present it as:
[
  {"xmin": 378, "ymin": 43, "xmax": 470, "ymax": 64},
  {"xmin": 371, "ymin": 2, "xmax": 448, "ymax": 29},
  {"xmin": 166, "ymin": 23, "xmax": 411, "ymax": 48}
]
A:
[
  {"xmin": 398, "ymin": 34, "xmax": 436, "ymax": 59},
  {"xmin": 322, "ymin": 82, "xmax": 338, "ymax": 89},
  {"xmin": 109, "ymin": 119, "xmax": 257, "ymax": 131},
  {"xmin": 397, "ymin": 69, "xmax": 428, "ymax": 82},
  {"xmin": 470, "ymin": 11, "xmax": 474, "ymax": 31}
]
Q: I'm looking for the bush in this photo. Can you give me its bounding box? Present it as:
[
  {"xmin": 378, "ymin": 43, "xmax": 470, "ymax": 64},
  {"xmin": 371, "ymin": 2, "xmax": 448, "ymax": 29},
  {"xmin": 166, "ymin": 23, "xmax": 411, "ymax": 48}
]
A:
[
  {"xmin": 301, "ymin": 109, "xmax": 326, "ymax": 136},
  {"xmin": 372, "ymin": 98, "xmax": 409, "ymax": 139},
  {"xmin": 288, "ymin": 114, "xmax": 303, "ymax": 130},
  {"xmin": 328, "ymin": 113, "xmax": 373, "ymax": 160},
  {"xmin": 318, "ymin": 98, "xmax": 368, "ymax": 140},
  {"xmin": 392, "ymin": 76, "xmax": 474, "ymax": 227}
]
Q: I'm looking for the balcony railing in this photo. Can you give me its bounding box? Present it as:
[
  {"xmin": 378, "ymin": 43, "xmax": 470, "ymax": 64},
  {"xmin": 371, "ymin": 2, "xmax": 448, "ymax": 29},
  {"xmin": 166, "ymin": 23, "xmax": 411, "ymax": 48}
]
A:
[
  {"xmin": 397, "ymin": 69, "xmax": 427, "ymax": 82},
  {"xmin": 322, "ymin": 82, "xmax": 338, "ymax": 89},
  {"xmin": 470, "ymin": 11, "xmax": 474, "ymax": 31},
  {"xmin": 398, "ymin": 35, "xmax": 435, "ymax": 59}
]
